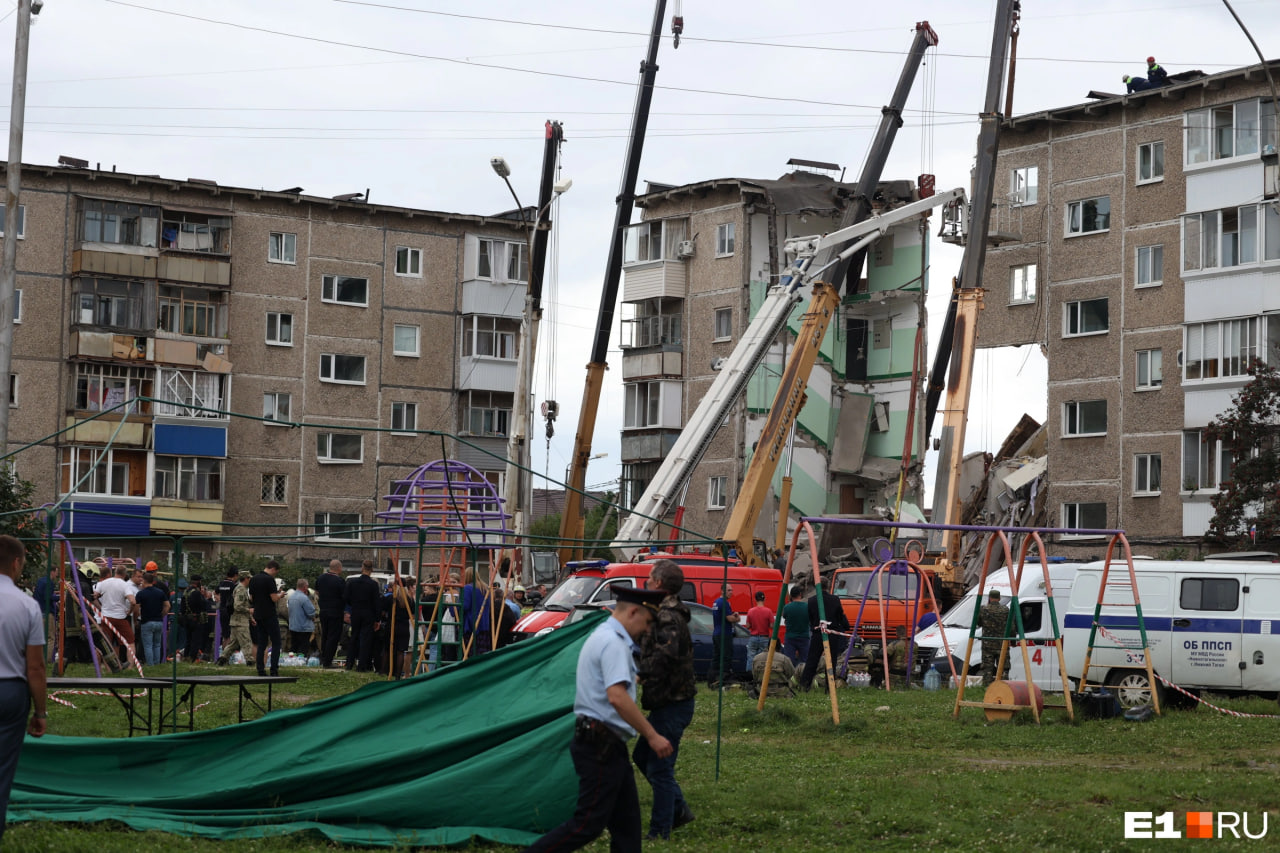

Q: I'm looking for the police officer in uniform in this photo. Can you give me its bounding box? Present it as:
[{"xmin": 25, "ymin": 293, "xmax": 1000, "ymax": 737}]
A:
[
  {"xmin": 980, "ymin": 589, "xmax": 1011, "ymax": 686},
  {"xmin": 521, "ymin": 587, "xmax": 672, "ymax": 853}
]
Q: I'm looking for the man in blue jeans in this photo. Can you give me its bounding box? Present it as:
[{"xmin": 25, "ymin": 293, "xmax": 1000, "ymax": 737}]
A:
[
  {"xmin": 135, "ymin": 572, "xmax": 170, "ymax": 666},
  {"xmin": 634, "ymin": 559, "xmax": 697, "ymax": 840}
]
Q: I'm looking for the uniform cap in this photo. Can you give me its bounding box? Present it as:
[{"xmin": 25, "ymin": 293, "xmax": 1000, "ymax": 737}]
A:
[{"xmin": 614, "ymin": 586, "xmax": 667, "ymax": 614}]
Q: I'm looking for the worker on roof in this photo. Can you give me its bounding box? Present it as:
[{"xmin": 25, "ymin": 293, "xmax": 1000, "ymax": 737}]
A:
[
  {"xmin": 1123, "ymin": 75, "xmax": 1153, "ymax": 94},
  {"xmin": 1147, "ymin": 57, "xmax": 1169, "ymax": 86}
]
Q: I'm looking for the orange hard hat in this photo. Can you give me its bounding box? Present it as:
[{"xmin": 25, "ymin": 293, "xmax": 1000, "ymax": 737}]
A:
[{"xmin": 145, "ymin": 560, "xmax": 159, "ymax": 571}]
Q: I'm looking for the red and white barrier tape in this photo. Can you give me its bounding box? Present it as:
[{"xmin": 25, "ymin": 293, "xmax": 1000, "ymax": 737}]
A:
[{"xmin": 1093, "ymin": 621, "xmax": 1280, "ymax": 719}]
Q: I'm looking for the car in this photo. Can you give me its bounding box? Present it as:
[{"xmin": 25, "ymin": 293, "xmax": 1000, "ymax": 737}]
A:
[{"xmin": 562, "ymin": 602, "xmax": 754, "ymax": 682}]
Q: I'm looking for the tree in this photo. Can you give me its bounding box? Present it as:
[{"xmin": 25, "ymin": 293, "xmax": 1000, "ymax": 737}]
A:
[
  {"xmin": 1206, "ymin": 361, "xmax": 1280, "ymax": 546},
  {"xmin": 0, "ymin": 466, "xmax": 47, "ymax": 582},
  {"xmin": 527, "ymin": 492, "xmax": 620, "ymax": 560}
]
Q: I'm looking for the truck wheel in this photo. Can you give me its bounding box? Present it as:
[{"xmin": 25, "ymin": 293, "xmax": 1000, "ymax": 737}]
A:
[{"xmin": 1106, "ymin": 669, "xmax": 1162, "ymax": 709}]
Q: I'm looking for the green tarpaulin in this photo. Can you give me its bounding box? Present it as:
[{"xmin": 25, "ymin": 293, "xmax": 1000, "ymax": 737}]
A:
[{"xmin": 10, "ymin": 612, "xmax": 605, "ymax": 847}]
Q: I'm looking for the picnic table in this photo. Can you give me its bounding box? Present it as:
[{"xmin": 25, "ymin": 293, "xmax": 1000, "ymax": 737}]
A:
[
  {"xmin": 47, "ymin": 676, "xmax": 173, "ymax": 737},
  {"xmin": 157, "ymin": 674, "xmax": 299, "ymax": 732}
]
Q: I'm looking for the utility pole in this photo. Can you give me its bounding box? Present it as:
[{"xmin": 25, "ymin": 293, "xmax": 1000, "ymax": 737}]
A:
[{"xmin": 0, "ymin": 0, "xmax": 38, "ymax": 452}]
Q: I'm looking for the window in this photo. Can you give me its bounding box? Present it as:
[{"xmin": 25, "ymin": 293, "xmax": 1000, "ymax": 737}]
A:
[
  {"xmin": 1137, "ymin": 141, "xmax": 1165, "ymax": 183},
  {"xmin": 155, "ymin": 369, "xmax": 227, "ymax": 419},
  {"xmin": 1179, "ymin": 578, "xmax": 1239, "ymax": 612},
  {"xmin": 1010, "ymin": 264, "xmax": 1037, "ymax": 304},
  {"xmin": 1134, "ymin": 453, "xmax": 1162, "ymax": 496},
  {"xmin": 1136, "ymin": 245, "xmax": 1163, "ymax": 287},
  {"xmin": 622, "ymin": 461, "xmax": 660, "ymax": 510},
  {"xmin": 506, "ymin": 242, "xmax": 528, "ymax": 283},
  {"xmin": 1064, "ymin": 298, "xmax": 1109, "ymax": 336},
  {"xmin": 261, "ymin": 474, "xmax": 287, "ymax": 505},
  {"xmin": 317, "ymin": 432, "xmax": 363, "ymax": 463},
  {"xmin": 157, "ymin": 285, "xmax": 226, "ymax": 337},
  {"xmin": 162, "ymin": 212, "xmax": 230, "ymax": 254},
  {"xmin": 473, "ymin": 238, "xmax": 528, "ymax": 282},
  {"xmin": 263, "ymin": 392, "xmax": 291, "ymax": 423},
  {"xmin": 623, "ymin": 298, "xmax": 682, "ymax": 348},
  {"xmin": 319, "ymin": 353, "xmax": 367, "ymax": 384},
  {"xmin": 1064, "ymin": 400, "xmax": 1107, "ymax": 437},
  {"xmin": 154, "ymin": 456, "xmax": 223, "ymax": 501},
  {"xmin": 59, "ymin": 447, "xmax": 145, "ymax": 497},
  {"xmin": 716, "ymin": 223, "xmax": 736, "ymax": 257},
  {"xmin": 73, "ymin": 364, "xmax": 151, "ymax": 412},
  {"xmin": 1182, "ymin": 429, "xmax": 1233, "ymax": 491},
  {"xmin": 461, "ymin": 316, "xmax": 518, "ymax": 360},
  {"xmin": 395, "ymin": 246, "xmax": 422, "ymax": 277},
  {"xmin": 391, "ymin": 401, "xmax": 417, "ymax": 433},
  {"xmin": 1062, "ymin": 502, "xmax": 1106, "ymax": 532},
  {"xmin": 12, "ymin": 289, "xmax": 19, "ymax": 324},
  {"xmin": 624, "ymin": 381, "xmax": 662, "ymax": 429},
  {"xmin": 315, "ymin": 512, "xmax": 361, "ymax": 542},
  {"xmin": 1136, "ymin": 349, "xmax": 1163, "ymax": 389},
  {"xmin": 321, "ymin": 274, "xmax": 369, "ymax": 306},
  {"xmin": 708, "ymin": 476, "xmax": 728, "ymax": 510},
  {"xmin": 713, "ymin": 307, "xmax": 732, "ymax": 340},
  {"xmin": 1011, "ymin": 166, "xmax": 1038, "ymax": 205},
  {"xmin": 1185, "ymin": 99, "xmax": 1260, "ymax": 165},
  {"xmin": 80, "ymin": 199, "xmax": 159, "ymax": 247},
  {"xmin": 266, "ymin": 312, "xmax": 293, "ymax": 345},
  {"xmin": 393, "ymin": 324, "xmax": 419, "ymax": 357},
  {"xmin": 74, "ymin": 278, "xmax": 150, "ymax": 332},
  {"xmin": 462, "ymin": 390, "xmax": 512, "ymax": 436},
  {"xmin": 1181, "ymin": 204, "xmax": 1280, "ymax": 272},
  {"xmin": 623, "ymin": 219, "xmax": 687, "ymax": 265},
  {"xmin": 7, "ymin": 374, "xmax": 15, "ymax": 408},
  {"xmin": 1066, "ymin": 197, "xmax": 1110, "ymax": 235},
  {"xmin": 1185, "ymin": 318, "xmax": 1258, "ymax": 380},
  {"xmin": 0, "ymin": 203, "xmax": 26, "ymax": 238},
  {"xmin": 268, "ymin": 232, "xmax": 297, "ymax": 264}
]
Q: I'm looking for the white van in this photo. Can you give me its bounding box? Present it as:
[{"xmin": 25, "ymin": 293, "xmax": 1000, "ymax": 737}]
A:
[
  {"xmin": 913, "ymin": 562, "xmax": 1080, "ymax": 691},
  {"xmin": 1062, "ymin": 559, "xmax": 1280, "ymax": 707}
]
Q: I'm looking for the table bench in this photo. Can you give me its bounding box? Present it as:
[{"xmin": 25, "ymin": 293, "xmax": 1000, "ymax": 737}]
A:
[
  {"xmin": 47, "ymin": 676, "xmax": 173, "ymax": 737},
  {"xmin": 157, "ymin": 675, "xmax": 299, "ymax": 732}
]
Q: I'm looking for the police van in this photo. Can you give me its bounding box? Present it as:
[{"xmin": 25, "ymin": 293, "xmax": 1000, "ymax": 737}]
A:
[
  {"xmin": 1061, "ymin": 559, "xmax": 1280, "ymax": 707},
  {"xmin": 912, "ymin": 562, "xmax": 1081, "ymax": 691}
]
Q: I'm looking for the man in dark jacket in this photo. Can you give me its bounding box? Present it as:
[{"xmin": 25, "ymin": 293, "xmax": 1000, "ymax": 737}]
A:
[
  {"xmin": 315, "ymin": 559, "xmax": 347, "ymax": 668},
  {"xmin": 344, "ymin": 559, "xmax": 381, "ymax": 672},
  {"xmin": 633, "ymin": 559, "xmax": 697, "ymax": 841},
  {"xmin": 798, "ymin": 573, "xmax": 850, "ymax": 691},
  {"xmin": 182, "ymin": 575, "xmax": 212, "ymax": 661},
  {"xmin": 215, "ymin": 566, "xmax": 238, "ymax": 650}
]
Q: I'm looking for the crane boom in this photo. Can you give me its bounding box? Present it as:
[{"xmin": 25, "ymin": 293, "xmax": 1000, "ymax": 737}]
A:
[
  {"xmin": 558, "ymin": 0, "xmax": 669, "ymax": 565},
  {"xmin": 927, "ymin": 0, "xmax": 1021, "ymax": 568},
  {"xmin": 613, "ymin": 190, "xmax": 966, "ymax": 554}
]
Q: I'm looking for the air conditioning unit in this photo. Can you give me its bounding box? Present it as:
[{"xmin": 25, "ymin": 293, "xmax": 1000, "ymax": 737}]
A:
[{"xmin": 676, "ymin": 240, "xmax": 696, "ymax": 259}]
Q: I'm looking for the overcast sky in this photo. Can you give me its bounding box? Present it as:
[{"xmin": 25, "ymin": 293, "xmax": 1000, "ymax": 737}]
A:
[{"xmin": 4, "ymin": 0, "xmax": 1279, "ymax": 505}]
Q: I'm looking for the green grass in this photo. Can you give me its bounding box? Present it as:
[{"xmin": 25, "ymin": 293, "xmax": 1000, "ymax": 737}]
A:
[{"xmin": 9, "ymin": 672, "xmax": 1280, "ymax": 851}]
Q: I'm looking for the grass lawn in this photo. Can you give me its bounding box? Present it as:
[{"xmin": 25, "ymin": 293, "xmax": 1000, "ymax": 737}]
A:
[{"xmin": 8, "ymin": 667, "xmax": 1280, "ymax": 851}]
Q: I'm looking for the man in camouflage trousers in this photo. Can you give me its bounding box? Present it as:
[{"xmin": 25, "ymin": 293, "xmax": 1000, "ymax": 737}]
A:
[
  {"xmin": 980, "ymin": 589, "xmax": 1010, "ymax": 686},
  {"xmin": 217, "ymin": 571, "xmax": 255, "ymax": 666},
  {"xmin": 634, "ymin": 559, "xmax": 697, "ymax": 841}
]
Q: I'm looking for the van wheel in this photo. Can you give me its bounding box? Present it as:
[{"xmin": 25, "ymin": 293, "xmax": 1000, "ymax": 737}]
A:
[{"xmin": 1106, "ymin": 669, "xmax": 1162, "ymax": 709}]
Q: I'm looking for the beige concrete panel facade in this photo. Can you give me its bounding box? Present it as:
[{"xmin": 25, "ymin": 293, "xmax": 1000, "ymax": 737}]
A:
[
  {"xmin": 1050, "ymin": 176, "xmax": 1124, "ymax": 277},
  {"xmin": 10, "ymin": 358, "xmax": 65, "ymax": 445},
  {"xmin": 13, "ymin": 187, "xmax": 70, "ymax": 274},
  {"xmin": 685, "ymin": 293, "xmax": 738, "ymax": 381},
  {"xmin": 381, "ymin": 311, "xmax": 455, "ymax": 391},
  {"xmin": 1118, "ymin": 431, "xmax": 1182, "ymax": 532},
  {"xmin": 307, "ymin": 262, "xmax": 383, "ymax": 340},
  {"xmin": 1054, "ymin": 129, "xmax": 1125, "ymax": 181},
  {"xmin": 231, "ymin": 213, "xmax": 309, "ymax": 299},
  {"xmin": 1046, "ymin": 379, "xmax": 1121, "ymax": 482},
  {"xmin": 309, "ymin": 220, "xmax": 385, "ymax": 264},
  {"xmin": 1125, "ymin": 119, "xmax": 1186, "ymax": 226},
  {"xmin": 15, "ymin": 272, "xmax": 68, "ymax": 359},
  {"xmin": 1044, "ymin": 279, "xmax": 1122, "ymax": 382},
  {"xmin": 383, "ymin": 232, "xmax": 460, "ymax": 313},
  {"xmin": 229, "ymin": 293, "xmax": 306, "ymax": 377},
  {"xmin": 978, "ymin": 243, "xmax": 1046, "ymax": 348},
  {"xmin": 1120, "ymin": 328, "xmax": 1184, "ymax": 433}
]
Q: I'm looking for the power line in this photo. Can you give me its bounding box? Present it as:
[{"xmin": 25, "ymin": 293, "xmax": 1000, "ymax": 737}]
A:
[{"xmin": 98, "ymin": 1, "xmax": 971, "ymax": 112}]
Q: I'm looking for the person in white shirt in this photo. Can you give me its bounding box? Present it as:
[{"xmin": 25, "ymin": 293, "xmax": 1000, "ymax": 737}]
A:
[{"xmin": 94, "ymin": 566, "xmax": 137, "ymax": 662}]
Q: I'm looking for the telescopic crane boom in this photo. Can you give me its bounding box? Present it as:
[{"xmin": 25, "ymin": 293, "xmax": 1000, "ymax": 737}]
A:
[
  {"xmin": 558, "ymin": 0, "xmax": 674, "ymax": 565},
  {"xmin": 613, "ymin": 21, "xmax": 942, "ymax": 560},
  {"xmin": 925, "ymin": 0, "xmax": 1021, "ymax": 575}
]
